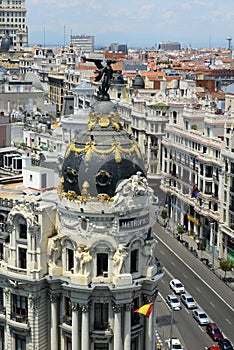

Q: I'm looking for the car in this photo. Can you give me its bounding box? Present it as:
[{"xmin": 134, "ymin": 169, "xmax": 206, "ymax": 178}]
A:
[
  {"xmin": 192, "ymin": 308, "xmax": 209, "ymax": 325},
  {"xmin": 218, "ymin": 339, "xmax": 234, "ymax": 350},
  {"xmin": 169, "ymin": 279, "xmax": 185, "ymax": 294},
  {"xmin": 166, "ymin": 294, "xmax": 181, "ymax": 310},
  {"xmin": 165, "ymin": 337, "xmax": 183, "ymax": 349},
  {"xmin": 180, "ymin": 293, "xmax": 197, "ymax": 309},
  {"xmin": 206, "ymin": 323, "xmax": 223, "ymax": 342},
  {"xmin": 205, "ymin": 346, "xmax": 220, "ymax": 350}
]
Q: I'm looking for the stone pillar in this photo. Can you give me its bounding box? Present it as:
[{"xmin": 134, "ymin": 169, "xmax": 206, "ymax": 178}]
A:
[
  {"xmin": 72, "ymin": 303, "xmax": 80, "ymax": 350},
  {"xmin": 81, "ymin": 304, "xmax": 89, "ymax": 350},
  {"xmin": 113, "ymin": 305, "xmax": 122, "ymax": 350},
  {"xmin": 124, "ymin": 304, "xmax": 131, "ymax": 350},
  {"xmin": 49, "ymin": 294, "xmax": 59, "ymax": 350}
]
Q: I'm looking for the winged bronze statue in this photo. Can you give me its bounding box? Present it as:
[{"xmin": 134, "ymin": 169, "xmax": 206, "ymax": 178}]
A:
[{"xmin": 81, "ymin": 56, "xmax": 117, "ymax": 101}]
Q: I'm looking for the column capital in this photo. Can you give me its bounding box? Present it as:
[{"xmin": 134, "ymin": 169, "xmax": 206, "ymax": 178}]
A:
[
  {"xmin": 29, "ymin": 294, "xmax": 41, "ymax": 310},
  {"xmin": 70, "ymin": 302, "xmax": 79, "ymax": 311},
  {"xmin": 48, "ymin": 292, "xmax": 60, "ymax": 303},
  {"xmin": 125, "ymin": 303, "xmax": 132, "ymax": 312},
  {"xmin": 112, "ymin": 304, "xmax": 123, "ymax": 313},
  {"xmin": 80, "ymin": 304, "xmax": 89, "ymax": 313}
]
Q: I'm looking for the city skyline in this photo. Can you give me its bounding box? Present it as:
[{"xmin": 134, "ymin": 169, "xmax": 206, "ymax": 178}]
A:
[{"xmin": 27, "ymin": 0, "xmax": 234, "ymax": 49}]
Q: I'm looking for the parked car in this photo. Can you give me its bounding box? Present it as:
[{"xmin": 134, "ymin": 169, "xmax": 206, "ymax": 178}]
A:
[
  {"xmin": 218, "ymin": 339, "xmax": 234, "ymax": 350},
  {"xmin": 205, "ymin": 347, "xmax": 220, "ymax": 350},
  {"xmin": 166, "ymin": 294, "xmax": 181, "ymax": 310},
  {"xmin": 180, "ymin": 293, "xmax": 197, "ymax": 309},
  {"xmin": 169, "ymin": 279, "xmax": 185, "ymax": 294},
  {"xmin": 206, "ymin": 323, "xmax": 223, "ymax": 341},
  {"xmin": 192, "ymin": 308, "xmax": 209, "ymax": 325},
  {"xmin": 165, "ymin": 337, "xmax": 183, "ymax": 349}
]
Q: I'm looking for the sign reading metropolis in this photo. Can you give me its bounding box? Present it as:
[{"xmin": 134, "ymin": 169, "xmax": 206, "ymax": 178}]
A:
[{"xmin": 119, "ymin": 214, "xmax": 150, "ymax": 230}]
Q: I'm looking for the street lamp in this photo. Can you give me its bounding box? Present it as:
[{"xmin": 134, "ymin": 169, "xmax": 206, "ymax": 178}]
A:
[{"xmin": 169, "ymin": 308, "xmax": 174, "ymax": 350}]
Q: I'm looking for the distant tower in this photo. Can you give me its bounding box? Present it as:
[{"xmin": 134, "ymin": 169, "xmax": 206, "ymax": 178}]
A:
[{"xmin": 226, "ymin": 37, "xmax": 232, "ymax": 50}]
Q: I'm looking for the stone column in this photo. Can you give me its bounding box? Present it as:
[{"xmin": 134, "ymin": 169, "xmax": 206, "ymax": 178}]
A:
[
  {"xmin": 71, "ymin": 303, "xmax": 80, "ymax": 350},
  {"xmin": 113, "ymin": 305, "xmax": 122, "ymax": 350},
  {"xmin": 49, "ymin": 293, "xmax": 59, "ymax": 350},
  {"xmin": 124, "ymin": 304, "xmax": 131, "ymax": 350},
  {"xmin": 81, "ymin": 304, "xmax": 89, "ymax": 350}
]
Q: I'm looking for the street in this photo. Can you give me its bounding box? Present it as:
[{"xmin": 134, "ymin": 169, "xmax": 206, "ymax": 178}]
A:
[{"xmin": 152, "ymin": 220, "xmax": 234, "ymax": 349}]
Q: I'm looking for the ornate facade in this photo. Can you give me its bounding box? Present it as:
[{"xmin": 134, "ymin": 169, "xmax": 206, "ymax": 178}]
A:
[{"xmin": 0, "ymin": 99, "xmax": 163, "ymax": 349}]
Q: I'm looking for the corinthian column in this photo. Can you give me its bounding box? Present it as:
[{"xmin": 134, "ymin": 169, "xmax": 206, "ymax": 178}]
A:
[
  {"xmin": 81, "ymin": 304, "xmax": 89, "ymax": 350},
  {"xmin": 113, "ymin": 305, "xmax": 123, "ymax": 350},
  {"xmin": 71, "ymin": 303, "xmax": 80, "ymax": 350},
  {"xmin": 49, "ymin": 293, "xmax": 59, "ymax": 350},
  {"xmin": 124, "ymin": 304, "xmax": 131, "ymax": 350}
]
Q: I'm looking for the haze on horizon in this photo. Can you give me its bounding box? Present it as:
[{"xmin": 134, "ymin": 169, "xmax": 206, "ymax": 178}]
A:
[{"xmin": 27, "ymin": 0, "xmax": 234, "ymax": 49}]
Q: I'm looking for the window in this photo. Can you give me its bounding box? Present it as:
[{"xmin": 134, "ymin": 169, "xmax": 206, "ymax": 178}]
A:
[
  {"xmin": 18, "ymin": 248, "xmax": 26, "ymax": 269},
  {"xmin": 0, "ymin": 243, "xmax": 3, "ymax": 260},
  {"xmin": 67, "ymin": 249, "xmax": 74, "ymax": 271},
  {"xmin": 131, "ymin": 298, "xmax": 140, "ymax": 326},
  {"xmin": 0, "ymin": 325, "xmax": 4, "ymax": 350},
  {"xmin": 64, "ymin": 297, "xmax": 72, "ymax": 325},
  {"xmin": 65, "ymin": 336, "xmax": 71, "ymax": 350},
  {"xmin": 205, "ymin": 182, "xmax": 212, "ymax": 195},
  {"xmin": 12, "ymin": 294, "xmax": 28, "ymax": 322},
  {"xmin": 19, "ymin": 223, "xmax": 27, "ymax": 239},
  {"xmin": 97, "ymin": 253, "xmax": 108, "ymax": 276},
  {"xmin": 15, "ymin": 334, "xmax": 26, "ymax": 350},
  {"xmin": 94, "ymin": 303, "xmax": 109, "ymax": 330},
  {"xmin": 130, "ymin": 249, "xmax": 138, "ymax": 273}
]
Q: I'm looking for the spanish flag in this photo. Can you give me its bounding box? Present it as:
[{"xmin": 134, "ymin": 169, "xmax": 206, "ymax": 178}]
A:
[{"xmin": 134, "ymin": 302, "xmax": 154, "ymax": 318}]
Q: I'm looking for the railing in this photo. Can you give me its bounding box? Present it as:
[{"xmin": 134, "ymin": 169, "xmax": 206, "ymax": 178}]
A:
[
  {"xmin": 11, "ymin": 313, "xmax": 28, "ymax": 324},
  {"xmin": 94, "ymin": 322, "xmax": 110, "ymax": 331}
]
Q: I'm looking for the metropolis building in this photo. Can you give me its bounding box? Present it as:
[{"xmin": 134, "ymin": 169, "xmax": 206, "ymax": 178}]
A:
[{"xmin": 0, "ymin": 98, "xmax": 163, "ymax": 349}]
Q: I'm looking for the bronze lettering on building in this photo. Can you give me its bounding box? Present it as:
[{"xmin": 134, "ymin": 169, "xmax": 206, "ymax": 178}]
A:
[{"xmin": 119, "ymin": 214, "xmax": 150, "ymax": 230}]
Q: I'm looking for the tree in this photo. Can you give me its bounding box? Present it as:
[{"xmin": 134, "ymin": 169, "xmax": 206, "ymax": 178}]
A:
[
  {"xmin": 219, "ymin": 259, "xmax": 234, "ymax": 279},
  {"xmin": 161, "ymin": 209, "xmax": 168, "ymax": 227}
]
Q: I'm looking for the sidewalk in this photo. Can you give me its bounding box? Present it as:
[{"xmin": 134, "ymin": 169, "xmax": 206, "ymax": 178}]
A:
[{"xmin": 171, "ymin": 231, "xmax": 234, "ymax": 292}]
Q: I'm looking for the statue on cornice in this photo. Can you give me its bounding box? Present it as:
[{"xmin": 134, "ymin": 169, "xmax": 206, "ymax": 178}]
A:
[{"xmin": 81, "ymin": 56, "xmax": 117, "ymax": 101}]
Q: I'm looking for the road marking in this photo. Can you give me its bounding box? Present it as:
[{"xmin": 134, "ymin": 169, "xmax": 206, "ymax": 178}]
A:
[
  {"xmin": 226, "ymin": 318, "xmax": 232, "ymax": 325},
  {"xmin": 171, "ymin": 261, "xmax": 175, "ymax": 266},
  {"xmin": 182, "ymin": 273, "xmax": 188, "ymax": 279},
  {"xmin": 155, "ymin": 233, "xmax": 234, "ymax": 314},
  {"xmin": 195, "ymin": 287, "xmax": 201, "ymax": 293},
  {"xmin": 210, "ymin": 302, "xmax": 215, "ymax": 308},
  {"xmin": 198, "ymin": 325, "xmax": 204, "ymax": 332}
]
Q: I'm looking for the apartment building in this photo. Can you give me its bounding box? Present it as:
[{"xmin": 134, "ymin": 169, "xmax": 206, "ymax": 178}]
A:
[
  {"xmin": 0, "ymin": 0, "xmax": 28, "ymax": 50},
  {"xmin": 160, "ymin": 95, "xmax": 234, "ymax": 261}
]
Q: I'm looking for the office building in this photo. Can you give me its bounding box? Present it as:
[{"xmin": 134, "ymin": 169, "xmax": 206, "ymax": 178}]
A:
[
  {"xmin": 0, "ymin": 0, "xmax": 28, "ymax": 50},
  {"xmin": 70, "ymin": 35, "xmax": 94, "ymax": 53}
]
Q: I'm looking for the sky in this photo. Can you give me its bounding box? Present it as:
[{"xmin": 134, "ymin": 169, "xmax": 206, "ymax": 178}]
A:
[{"xmin": 27, "ymin": 0, "xmax": 234, "ymax": 49}]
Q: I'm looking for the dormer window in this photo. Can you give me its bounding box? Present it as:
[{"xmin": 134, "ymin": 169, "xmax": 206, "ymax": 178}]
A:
[
  {"xmin": 19, "ymin": 223, "xmax": 27, "ymax": 239},
  {"xmin": 67, "ymin": 249, "xmax": 74, "ymax": 272},
  {"xmin": 130, "ymin": 249, "xmax": 139, "ymax": 273},
  {"xmin": 97, "ymin": 253, "xmax": 108, "ymax": 277}
]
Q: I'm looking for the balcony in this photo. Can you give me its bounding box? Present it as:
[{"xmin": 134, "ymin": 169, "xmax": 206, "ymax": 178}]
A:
[{"xmin": 11, "ymin": 313, "xmax": 28, "ymax": 324}]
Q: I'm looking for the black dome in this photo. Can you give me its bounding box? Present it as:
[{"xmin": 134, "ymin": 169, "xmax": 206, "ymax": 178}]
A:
[
  {"xmin": 61, "ymin": 101, "xmax": 146, "ymax": 198},
  {"xmin": 0, "ymin": 31, "xmax": 13, "ymax": 51},
  {"xmin": 132, "ymin": 73, "xmax": 145, "ymax": 89}
]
